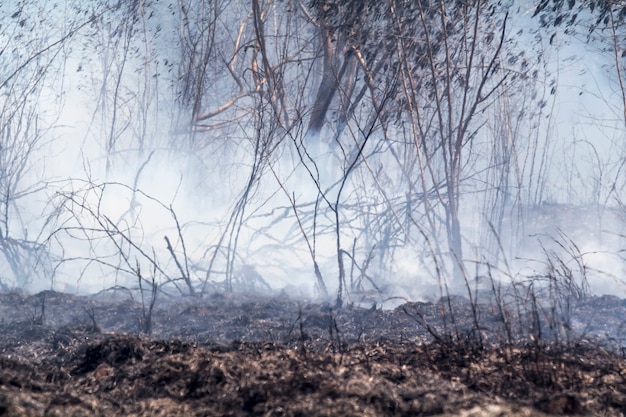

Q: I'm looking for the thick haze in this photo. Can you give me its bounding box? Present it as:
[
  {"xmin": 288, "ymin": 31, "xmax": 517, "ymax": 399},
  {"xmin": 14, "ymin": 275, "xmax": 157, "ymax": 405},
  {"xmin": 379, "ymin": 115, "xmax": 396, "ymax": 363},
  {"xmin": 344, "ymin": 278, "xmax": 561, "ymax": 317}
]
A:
[{"xmin": 1, "ymin": 0, "xmax": 626, "ymax": 304}]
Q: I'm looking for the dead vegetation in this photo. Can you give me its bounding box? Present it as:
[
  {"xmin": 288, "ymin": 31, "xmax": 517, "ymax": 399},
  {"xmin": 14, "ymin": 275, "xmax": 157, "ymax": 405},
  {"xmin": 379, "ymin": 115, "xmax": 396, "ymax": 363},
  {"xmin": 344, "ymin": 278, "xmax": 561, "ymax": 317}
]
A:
[{"xmin": 0, "ymin": 288, "xmax": 625, "ymax": 416}]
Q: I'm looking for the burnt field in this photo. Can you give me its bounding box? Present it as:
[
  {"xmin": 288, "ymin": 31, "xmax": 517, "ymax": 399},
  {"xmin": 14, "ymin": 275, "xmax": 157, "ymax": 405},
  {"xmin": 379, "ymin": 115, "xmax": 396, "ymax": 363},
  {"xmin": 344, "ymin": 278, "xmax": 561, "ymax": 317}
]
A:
[
  {"xmin": 0, "ymin": 290, "xmax": 625, "ymax": 416},
  {"xmin": 3, "ymin": 1, "xmax": 626, "ymax": 415}
]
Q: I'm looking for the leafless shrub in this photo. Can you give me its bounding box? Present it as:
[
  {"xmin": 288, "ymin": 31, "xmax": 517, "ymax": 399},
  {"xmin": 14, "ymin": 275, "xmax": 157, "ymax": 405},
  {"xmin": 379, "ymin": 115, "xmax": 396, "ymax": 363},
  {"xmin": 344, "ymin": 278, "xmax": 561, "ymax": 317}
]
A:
[
  {"xmin": 45, "ymin": 179, "xmax": 199, "ymax": 296},
  {"xmin": 403, "ymin": 227, "xmax": 606, "ymax": 368}
]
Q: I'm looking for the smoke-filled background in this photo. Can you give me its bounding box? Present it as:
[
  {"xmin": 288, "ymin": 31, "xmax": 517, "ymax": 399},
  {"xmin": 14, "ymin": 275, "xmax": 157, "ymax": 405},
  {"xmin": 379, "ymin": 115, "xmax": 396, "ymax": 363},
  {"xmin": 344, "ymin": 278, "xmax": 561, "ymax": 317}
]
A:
[{"xmin": 2, "ymin": 0, "xmax": 626, "ymax": 305}]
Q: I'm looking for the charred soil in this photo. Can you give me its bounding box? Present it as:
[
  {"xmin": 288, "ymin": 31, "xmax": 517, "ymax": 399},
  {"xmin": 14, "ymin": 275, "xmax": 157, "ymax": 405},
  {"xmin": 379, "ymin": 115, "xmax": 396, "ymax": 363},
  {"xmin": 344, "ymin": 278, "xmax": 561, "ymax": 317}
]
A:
[{"xmin": 0, "ymin": 290, "xmax": 625, "ymax": 416}]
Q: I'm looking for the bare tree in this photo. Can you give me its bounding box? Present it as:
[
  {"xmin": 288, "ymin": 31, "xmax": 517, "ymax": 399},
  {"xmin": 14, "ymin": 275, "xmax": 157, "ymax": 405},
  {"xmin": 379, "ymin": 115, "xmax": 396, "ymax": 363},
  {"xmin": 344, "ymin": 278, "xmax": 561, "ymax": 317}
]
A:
[{"xmin": 0, "ymin": 0, "xmax": 97, "ymax": 288}]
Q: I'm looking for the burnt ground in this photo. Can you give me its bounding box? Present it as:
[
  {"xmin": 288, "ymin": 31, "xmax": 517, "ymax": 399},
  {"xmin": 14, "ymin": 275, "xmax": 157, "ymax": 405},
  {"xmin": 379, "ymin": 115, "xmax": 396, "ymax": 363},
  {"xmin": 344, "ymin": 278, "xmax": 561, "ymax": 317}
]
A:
[{"xmin": 0, "ymin": 289, "xmax": 626, "ymax": 416}]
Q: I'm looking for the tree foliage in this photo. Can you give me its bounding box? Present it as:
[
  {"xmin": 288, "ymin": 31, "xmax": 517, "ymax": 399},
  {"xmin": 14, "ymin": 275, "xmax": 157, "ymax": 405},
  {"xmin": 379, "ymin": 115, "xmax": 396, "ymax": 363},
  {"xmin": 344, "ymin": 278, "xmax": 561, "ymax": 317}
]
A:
[{"xmin": 533, "ymin": 0, "xmax": 626, "ymax": 32}]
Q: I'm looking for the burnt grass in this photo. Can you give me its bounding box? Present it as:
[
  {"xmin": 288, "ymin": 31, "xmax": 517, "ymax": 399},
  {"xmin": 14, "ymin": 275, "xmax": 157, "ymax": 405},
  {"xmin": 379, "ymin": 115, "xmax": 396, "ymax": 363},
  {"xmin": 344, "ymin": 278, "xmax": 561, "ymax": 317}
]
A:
[{"xmin": 0, "ymin": 290, "xmax": 626, "ymax": 416}]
